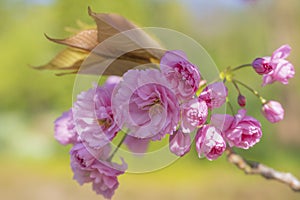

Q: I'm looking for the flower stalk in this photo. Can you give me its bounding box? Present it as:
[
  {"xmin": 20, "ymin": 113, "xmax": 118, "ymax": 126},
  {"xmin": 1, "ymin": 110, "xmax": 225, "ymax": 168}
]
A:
[
  {"xmin": 233, "ymin": 79, "xmax": 267, "ymax": 104},
  {"xmin": 108, "ymin": 132, "xmax": 127, "ymax": 161},
  {"xmin": 231, "ymin": 63, "xmax": 253, "ymax": 72}
]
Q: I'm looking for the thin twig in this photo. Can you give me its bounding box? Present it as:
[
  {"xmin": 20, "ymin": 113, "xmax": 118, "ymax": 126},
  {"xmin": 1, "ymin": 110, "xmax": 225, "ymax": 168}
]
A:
[
  {"xmin": 108, "ymin": 133, "xmax": 127, "ymax": 161},
  {"xmin": 225, "ymin": 148, "xmax": 300, "ymax": 192},
  {"xmin": 231, "ymin": 63, "xmax": 252, "ymax": 71}
]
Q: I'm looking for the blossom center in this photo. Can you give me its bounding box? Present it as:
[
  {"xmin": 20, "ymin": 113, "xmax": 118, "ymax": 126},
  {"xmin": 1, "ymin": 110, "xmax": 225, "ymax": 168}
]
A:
[
  {"xmin": 98, "ymin": 118, "xmax": 113, "ymax": 129},
  {"xmin": 263, "ymin": 63, "xmax": 273, "ymax": 71},
  {"xmin": 175, "ymin": 62, "xmax": 196, "ymax": 88}
]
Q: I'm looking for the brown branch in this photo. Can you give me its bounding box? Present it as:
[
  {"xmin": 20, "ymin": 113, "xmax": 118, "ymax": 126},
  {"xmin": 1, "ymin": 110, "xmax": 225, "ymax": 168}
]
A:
[{"xmin": 225, "ymin": 148, "xmax": 300, "ymax": 192}]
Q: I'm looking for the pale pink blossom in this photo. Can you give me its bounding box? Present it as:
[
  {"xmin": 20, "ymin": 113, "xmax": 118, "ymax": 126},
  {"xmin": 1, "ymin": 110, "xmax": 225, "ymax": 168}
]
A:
[
  {"xmin": 91, "ymin": 160, "xmax": 126, "ymax": 199},
  {"xmin": 181, "ymin": 98, "xmax": 208, "ymax": 133},
  {"xmin": 160, "ymin": 50, "xmax": 201, "ymax": 101},
  {"xmin": 112, "ymin": 69, "xmax": 180, "ymax": 140},
  {"xmin": 54, "ymin": 109, "xmax": 78, "ymax": 145},
  {"xmin": 262, "ymin": 60, "xmax": 295, "ymax": 86},
  {"xmin": 262, "ymin": 100, "xmax": 284, "ymax": 123},
  {"xmin": 73, "ymin": 81, "xmax": 120, "ymax": 149},
  {"xmin": 195, "ymin": 125, "xmax": 226, "ymax": 161},
  {"xmin": 258, "ymin": 45, "xmax": 295, "ymax": 86},
  {"xmin": 211, "ymin": 109, "xmax": 262, "ymax": 149},
  {"xmin": 169, "ymin": 129, "xmax": 191, "ymax": 157},
  {"xmin": 199, "ymin": 82, "xmax": 228, "ymax": 109},
  {"xmin": 70, "ymin": 143, "xmax": 126, "ymax": 199}
]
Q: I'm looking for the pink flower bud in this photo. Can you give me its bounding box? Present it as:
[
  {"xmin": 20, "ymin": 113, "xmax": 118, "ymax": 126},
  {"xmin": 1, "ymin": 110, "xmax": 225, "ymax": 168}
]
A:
[
  {"xmin": 237, "ymin": 94, "xmax": 246, "ymax": 107},
  {"xmin": 252, "ymin": 57, "xmax": 274, "ymax": 75},
  {"xmin": 169, "ymin": 129, "xmax": 191, "ymax": 157},
  {"xmin": 261, "ymin": 100, "xmax": 284, "ymax": 123},
  {"xmin": 195, "ymin": 125, "xmax": 226, "ymax": 161}
]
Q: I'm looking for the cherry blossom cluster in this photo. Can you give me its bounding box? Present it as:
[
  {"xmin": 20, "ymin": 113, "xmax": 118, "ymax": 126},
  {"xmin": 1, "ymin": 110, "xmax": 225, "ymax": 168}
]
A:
[{"xmin": 54, "ymin": 45, "xmax": 294, "ymax": 199}]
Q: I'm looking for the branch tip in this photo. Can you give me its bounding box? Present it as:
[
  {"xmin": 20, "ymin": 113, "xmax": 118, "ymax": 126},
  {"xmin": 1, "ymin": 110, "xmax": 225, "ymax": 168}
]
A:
[{"xmin": 226, "ymin": 148, "xmax": 300, "ymax": 192}]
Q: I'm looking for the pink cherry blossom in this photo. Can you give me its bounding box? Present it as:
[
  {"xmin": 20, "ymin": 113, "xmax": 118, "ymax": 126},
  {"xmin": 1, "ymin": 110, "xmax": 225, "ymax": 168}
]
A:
[
  {"xmin": 256, "ymin": 44, "xmax": 295, "ymax": 86},
  {"xmin": 54, "ymin": 109, "xmax": 78, "ymax": 145},
  {"xmin": 73, "ymin": 81, "xmax": 120, "ymax": 149},
  {"xmin": 112, "ymin": 69, "xmax": 180, "ymax": 140},
  {"xmin": 70, "ymin": 143, "xmax": 127, "ymax": 199},
  {"xmin": 261, "ymin": 100, "xmax": 284, "ymax": 123},
  {"xmin": 160, "ymin": 50, "xmax": 201, "ymax": 101},
  {"xmin": 199, "ymin": 82, "xmax": 228, "ymax": 109},
  {"xmin": 195, "ymin": 125, "xmax": 226, "ymax": 161},
  {"xmin": 181, "ymin": 98, "xmax": 208, "ymax": 133},
  {"xmin": 211, "ymin": 109, "xmax": 262, "ymax": 149},
  {"xmin": 262, "ymin": 60, "xmax": 295, "ymax": 86},
  {"xmin": 169, "ymin": 129, "xmax": 191, "ymax": 157},
  {"xmin": 90, "ymin": 160, "xmax": 126, "ymax": 199}
]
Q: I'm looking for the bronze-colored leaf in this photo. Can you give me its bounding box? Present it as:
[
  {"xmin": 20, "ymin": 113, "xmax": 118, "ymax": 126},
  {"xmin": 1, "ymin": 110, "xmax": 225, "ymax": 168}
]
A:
[
  {"xmin": 88, "ymin": 7, "xmax": 164, "ymax": 60},
  {"xmin": 86, "ymin": 7, "xmax": 165, "ymax": 75},
  {"xmin": 33, "ymin": 47, "xmax": 88, "ymax": 72},
  {"xmin": 44, "ymin": 29, "xmax": 98, "ymax": 51},
  {"xmin": 78, "ymin": 49, "xmax": 162, "ymax": 76},
  {"xmin": 36, "ymin": 8, "xmax": 166, "ymax": 76}
]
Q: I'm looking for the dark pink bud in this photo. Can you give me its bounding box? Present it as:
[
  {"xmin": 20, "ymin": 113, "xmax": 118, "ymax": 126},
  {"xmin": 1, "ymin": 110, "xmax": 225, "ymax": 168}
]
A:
[
  {"xmin": 252, "ymin": 57, "xmax": 274, "ymax": 75},
  {"xmin": 237, "ymin": 94, "xmax": 246, "ymax": 107}
]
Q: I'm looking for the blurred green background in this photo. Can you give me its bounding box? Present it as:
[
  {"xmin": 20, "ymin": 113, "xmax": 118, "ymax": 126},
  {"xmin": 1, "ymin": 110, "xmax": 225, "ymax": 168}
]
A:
[{"xmin": 1, "ymin": 0, "xmax": 300, "ymax": 199}]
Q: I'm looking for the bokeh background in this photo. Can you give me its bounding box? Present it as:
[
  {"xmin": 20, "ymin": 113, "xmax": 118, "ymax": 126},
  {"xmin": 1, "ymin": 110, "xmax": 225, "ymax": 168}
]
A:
[{"xmin": 1, "ymin": 0, "xmax": 300, "ymax": 199}]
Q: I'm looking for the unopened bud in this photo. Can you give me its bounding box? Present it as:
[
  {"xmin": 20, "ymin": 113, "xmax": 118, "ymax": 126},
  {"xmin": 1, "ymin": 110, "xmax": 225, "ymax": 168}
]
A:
[{"xmin": 238, "ymin": 94, "xmax": 246, "ymax": 107}]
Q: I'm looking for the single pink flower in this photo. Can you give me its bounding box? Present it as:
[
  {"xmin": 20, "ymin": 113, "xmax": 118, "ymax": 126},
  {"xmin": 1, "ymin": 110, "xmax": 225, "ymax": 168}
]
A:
[
  {"xmin": 73, "ymin": 81, "xmax": 120, "ymax": 149},
  {"xmin": 70, "ymin": 143, "xmax": 108, "ymax": 186},
  {"xmin": 211, "ymin": 109, "xmax": 262, "ymax": 149},
  {"xmin": 261, "ymin": 100, "xmax": 284, "ymax": 123},
  {"xmin": 255, "ymin": 44, "xmax": 295, "ymax": 86},
  {"xmin": 195, "ymin": 125, "xmax": 226, "ymax": 161},
  {"xmin": 169, "ymin": 129, "xmax": 191, "ymax": 157},
  {"xmin": 181, "ymin": 98, "xmax": 208, "ymax": 133},
  {"xmin": 262, "ymin": 60, "xmax": 295, "ymax": 86},
  {"xmin": 112, "ymin": 69, "xmax": 180, "ymax": 140},
  {"xmin": 160, "ymin": 50, "xmax": 201, "ymax": 101},
  {"xmin": 90, "ymin": 160, "xmax": 126, "ymax": 199},
  {"xmin": 199, "ymin": 82, "xmax": 228, "ymax": 109},
  {"xmin": 70, "ymin": 143, "xmax": 127, "ymax": 199},
  {"xmin": 54, "ymin": 109, "xmax": 78, "ymax": 145}
]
